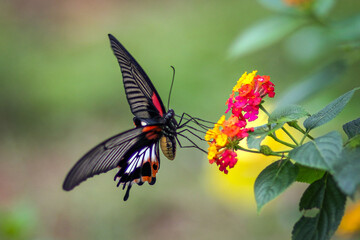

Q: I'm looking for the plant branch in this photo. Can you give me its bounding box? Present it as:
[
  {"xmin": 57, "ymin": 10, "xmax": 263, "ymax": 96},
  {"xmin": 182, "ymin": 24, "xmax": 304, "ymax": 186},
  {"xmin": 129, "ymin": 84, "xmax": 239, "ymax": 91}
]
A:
[
  {"xmin": 269, "ymin": 133, "xmax": 297, "ymax": 148},
  {"xmin": 281, "ymin": 127, "xmax": 299, "ymax": 146},
  {"xmin": 287, "ymin": 121, "xmax": 314, "ymax": 140}
]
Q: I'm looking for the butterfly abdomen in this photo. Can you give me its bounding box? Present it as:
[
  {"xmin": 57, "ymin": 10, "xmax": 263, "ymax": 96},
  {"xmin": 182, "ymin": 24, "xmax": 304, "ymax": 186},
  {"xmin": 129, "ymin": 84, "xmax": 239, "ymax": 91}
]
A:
[{"xmin": 160, "ymin": 136, "xmax": 176, "ymax": 160}]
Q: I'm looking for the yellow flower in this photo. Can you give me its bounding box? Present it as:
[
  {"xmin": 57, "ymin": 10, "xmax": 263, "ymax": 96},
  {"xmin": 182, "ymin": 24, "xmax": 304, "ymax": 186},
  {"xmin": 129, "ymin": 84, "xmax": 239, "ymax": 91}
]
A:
[
  {"xmin": 205, "ymin": 115, "xmax": 226, "ymax": 141},
  {"xmin": 205, "ymin": 129, "xmax": 215, "ymax": 141},
  {"xmin": 216, "ymin": 133, "xmax": 228, "ymax": 147},
  {"xmin": 232, "ymin": 70, "xmax": 258, "ymax": 92},
  {"xmin": 207, "ymin": 143, "xmax": 218, "ymax": 160},
  {"xmin": 217, "ymin": 115, "xmax": 226, "ymax": 126}
]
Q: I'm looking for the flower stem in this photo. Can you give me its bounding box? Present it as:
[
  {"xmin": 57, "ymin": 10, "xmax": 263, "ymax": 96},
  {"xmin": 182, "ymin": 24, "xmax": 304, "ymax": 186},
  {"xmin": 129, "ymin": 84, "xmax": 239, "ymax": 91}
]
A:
[
  {"xmin": 239, "ymin": 147, "xmax": 283, "ymax": 157},
  {"xmin": 281, "ymin": 127, "xmax": 299, "ymax": 146},
  {"xmin": 274, "ymin": 150, "xmax": 290, "ymax": 154},
  {"xmin": 237, "ymin": 146, "xmax": 282, "ymax": 157},
  {"xmin": 287, "ymin": 121, "xmax": 314, "ymax": 141},
  {"xmin": 237, "ymin": 147, "xmax": 261, "ymax": 154},
  {"xmin": 269, "ymin": 133, "xmax": 297, "ymax": 148}
]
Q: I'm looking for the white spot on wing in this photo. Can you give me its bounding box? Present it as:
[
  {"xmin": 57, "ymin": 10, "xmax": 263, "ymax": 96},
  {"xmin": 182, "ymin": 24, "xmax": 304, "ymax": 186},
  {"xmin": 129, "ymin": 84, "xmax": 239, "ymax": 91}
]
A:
[
  {"xmin": 125, "ymin": 145, "xmax": 155, "ymax": 174},
  {"xmin": 151, "ymin": 144, "xmax": 156, "ymax": 162}
]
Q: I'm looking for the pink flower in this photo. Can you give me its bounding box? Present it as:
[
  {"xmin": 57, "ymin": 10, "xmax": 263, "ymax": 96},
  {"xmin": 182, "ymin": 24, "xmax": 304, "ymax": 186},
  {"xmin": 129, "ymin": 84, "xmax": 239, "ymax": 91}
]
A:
[{"xmin": 217, "ymin": 149, "xmax": 238, "ymax": 174}]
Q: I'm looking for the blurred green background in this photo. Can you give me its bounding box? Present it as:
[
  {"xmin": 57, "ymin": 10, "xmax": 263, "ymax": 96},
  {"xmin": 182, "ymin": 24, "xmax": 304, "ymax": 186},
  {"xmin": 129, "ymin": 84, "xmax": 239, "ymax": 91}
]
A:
[{"xmin": 0, "ymin": 0, "xmax": 359, "ymax": 239}]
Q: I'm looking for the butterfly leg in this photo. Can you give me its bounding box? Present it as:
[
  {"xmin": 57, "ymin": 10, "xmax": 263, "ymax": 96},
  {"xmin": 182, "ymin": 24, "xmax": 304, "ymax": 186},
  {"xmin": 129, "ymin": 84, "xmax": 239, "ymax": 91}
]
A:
[
  {"xmin": 177, "ymin": 128, "xmax": 206, "ymax": 142},
  {"xmin": 179, "ymin": 112, "xmax": 215, "ymax": 125},
  {"xmin": 176, "ymin": 132, "xmax": 207, "ymax": 154},
  {"xmin": 176, "ymin": 113, "xmax": 214, "ymax": 130}
]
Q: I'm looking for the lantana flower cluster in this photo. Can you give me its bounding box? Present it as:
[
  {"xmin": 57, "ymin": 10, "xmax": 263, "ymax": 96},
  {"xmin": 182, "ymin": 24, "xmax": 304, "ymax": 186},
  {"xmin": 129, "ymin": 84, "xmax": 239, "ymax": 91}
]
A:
[{"xmin": 205, "ymin": 70, "xmax": 275, "ymax": 174}]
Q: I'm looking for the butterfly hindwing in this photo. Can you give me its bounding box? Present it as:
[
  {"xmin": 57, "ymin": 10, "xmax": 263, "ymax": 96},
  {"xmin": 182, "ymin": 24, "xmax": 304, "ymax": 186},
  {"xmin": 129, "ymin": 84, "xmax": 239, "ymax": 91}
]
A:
[
  {"xmin": 115, "ymin": 142, "xmax": 160, "ymax": 200},
  {"xmin": 108, "ymin": 34, "xmax": 166, "ymax": 119},
  {"xmin": 63, "ymin": 125, "xmax": 163, "ymax": 194}
]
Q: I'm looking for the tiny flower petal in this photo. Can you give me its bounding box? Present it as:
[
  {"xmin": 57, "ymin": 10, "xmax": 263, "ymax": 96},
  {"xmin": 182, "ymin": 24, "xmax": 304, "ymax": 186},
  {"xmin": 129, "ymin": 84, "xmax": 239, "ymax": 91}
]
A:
[
  {"xmin": 216, "ymin": 133, "xmax": 228, "ymax": 147},
  {"xmin": 207, "ymin": 143, "xmax": 218, "ymax": 160}
]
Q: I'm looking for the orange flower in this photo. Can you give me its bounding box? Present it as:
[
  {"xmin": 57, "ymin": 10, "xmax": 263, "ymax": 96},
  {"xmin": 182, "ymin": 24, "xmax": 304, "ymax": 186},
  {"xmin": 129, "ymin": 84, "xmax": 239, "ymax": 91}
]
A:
[{"xmin": 223, "ymin": 115, "xmax": 241, "ymax": 138}]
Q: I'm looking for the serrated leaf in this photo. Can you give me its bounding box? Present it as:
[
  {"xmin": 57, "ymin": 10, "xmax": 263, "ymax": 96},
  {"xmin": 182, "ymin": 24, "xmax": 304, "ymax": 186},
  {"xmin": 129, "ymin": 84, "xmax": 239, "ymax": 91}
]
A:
[
  {"xmin": 292, "ymin": 176, "xmax": 346, "ymax": 240},
  {"xmin": 343, "ymin": 118, "xmax": 360, "ymax": 139},
  {"xmin": 229, "ymin": 16, "xmax": 306, "ymax": 58},
  {"xmin": 276, "ymin": 60, "xmax": 347, "ymax": 107},
  {"xmin": 289, "ymin": 131, "xmax": 343, "ymax": 172},
  {"xmin": 255, "ymin": 160, "xmax": 298, "ymax": 212},
  {"xmin": 247, "ymin": 123, "xmax": 283, "ymax": 150},
  {"xmin": 268, "ymin": 105, "xmax": 309, "ymax": 124},
  {"xmin": 333, "ymin": 148, "xmax": 360, "ymax": 197},
  {"xmin": 304, "ymin": 88, "xmax": 358, "ymax": 131},
  {"xmin": 295, "ymin": 164, "xmax": 325, "ymax": 184}
]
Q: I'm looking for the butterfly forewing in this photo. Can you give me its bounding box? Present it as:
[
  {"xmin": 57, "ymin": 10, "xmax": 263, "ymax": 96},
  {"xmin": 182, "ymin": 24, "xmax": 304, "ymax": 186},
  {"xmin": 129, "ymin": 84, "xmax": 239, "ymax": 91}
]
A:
[{"xmin": 108, "ymin": 34, "xmax": 166, "ymax": 118}]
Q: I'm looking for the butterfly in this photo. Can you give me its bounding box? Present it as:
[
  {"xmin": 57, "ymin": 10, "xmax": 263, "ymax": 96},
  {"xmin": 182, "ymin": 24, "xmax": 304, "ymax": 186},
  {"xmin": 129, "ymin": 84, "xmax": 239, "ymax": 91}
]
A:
[{"xmin": 63, "ymin": 34, "xmax": 180, "ymax": 201}]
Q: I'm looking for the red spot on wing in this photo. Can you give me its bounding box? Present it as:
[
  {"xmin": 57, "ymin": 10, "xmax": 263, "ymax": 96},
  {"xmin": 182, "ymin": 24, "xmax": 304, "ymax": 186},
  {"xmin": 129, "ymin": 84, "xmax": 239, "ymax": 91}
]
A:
[
  {"xmin": 151, "ymin": 161, "xmax": 159, "ymax": 177},
  {"xmin": 143, "ymin": 126, "xmax": 162, "ymax": 140},
  {"xmin": 143, "ymin": 126, "xmax": 161, "ymax": 132},
  {"xmin": 131, "ymin": 156, "xmax": 159, "ymax": 185},
  {"xmin": 141, "ymin": 176, "xmax": 151, "ymax": 183},
  {"xmin": 152, "ymin": 93, "xmax": 164, "ymax": 116}
]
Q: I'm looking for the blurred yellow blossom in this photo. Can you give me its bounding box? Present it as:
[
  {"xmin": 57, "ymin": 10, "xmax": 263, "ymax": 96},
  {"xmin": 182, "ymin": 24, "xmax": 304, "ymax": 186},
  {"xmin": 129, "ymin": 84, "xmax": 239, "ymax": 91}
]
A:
[
  {"xmin": 203, "ymin": 110, "xmax": 298, "ymax": 210},
  {"xmin": 337, "ymin": 201, "xmax": 360, "ymax": 237}
]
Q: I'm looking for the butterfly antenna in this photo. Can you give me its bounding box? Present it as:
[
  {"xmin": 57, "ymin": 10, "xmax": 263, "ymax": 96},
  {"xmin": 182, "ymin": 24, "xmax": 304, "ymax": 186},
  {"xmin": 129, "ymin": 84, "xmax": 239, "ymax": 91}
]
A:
[{"xmin": 167, "ymin": 66, "xmax": 176, "ymax": 110}]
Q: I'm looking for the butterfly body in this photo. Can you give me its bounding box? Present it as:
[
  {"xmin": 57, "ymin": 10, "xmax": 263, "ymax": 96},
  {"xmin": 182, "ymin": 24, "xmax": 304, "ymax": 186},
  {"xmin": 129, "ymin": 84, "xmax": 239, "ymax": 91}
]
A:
[
  {"xmin": 134, "ymin": 109, "xmax": 177, "ymax": 160},
  {"xmin": 63, "ymin": 34, "xmax": 179, "ymax": 201},
  {"xmin": 160, "ymin": 110, "xmax": 177, "ymax": 160}
]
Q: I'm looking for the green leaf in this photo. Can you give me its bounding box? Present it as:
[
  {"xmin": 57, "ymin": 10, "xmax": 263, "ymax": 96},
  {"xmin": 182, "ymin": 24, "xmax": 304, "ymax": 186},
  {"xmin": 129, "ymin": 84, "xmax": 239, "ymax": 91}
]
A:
[
  {"xmin": 330, "ymin": 14, "xmax": 360, "ymax": 42},
  {"xmin": 312, "ymin": 0, "xmax": 335, "ymax": 17},
  {"xmin": 268, "ymin": 105, "xmax": 309, "ymax": 124},
  {"xmin": 343, "ymin": 118, "xmax": 360, "ymax": 139},
  {"xmin": 229, "ymin": 16, "xmax": 306, "ymax": 58},
  {"xmin": 284, "ymin": 25, "xmax": 332, "ymax": 63},
  {"xmin": 345, "ymin": 135, "xmax": 360, "ymax": 149},
  {"xmin": 292, "ymin": 176, "xmax": 346, "ymax": 240},
  {"xmin": 255, "ymin": 160, "xmax": 298, "ymax": 212},
  {"xmin": 333, "ymin": 148, "xmax": 360, "ymax": 197},
  {"xmin": 247, "ymin": 123, "xmax": 283, "ymax": 150},
  {"xmin": 289, "ymin": 131, "xmax": 343, "ymax": 172},
  {"xmin": 276, "ymin": 60, "xmax": 347, "ymax": 107},
  {"xmin": 303, "ymin": 88, "xmax": 358, "ymax": 131},
  {"xmin": 295, "ymin": 164, "xmax": 325, "ymax": 184}
]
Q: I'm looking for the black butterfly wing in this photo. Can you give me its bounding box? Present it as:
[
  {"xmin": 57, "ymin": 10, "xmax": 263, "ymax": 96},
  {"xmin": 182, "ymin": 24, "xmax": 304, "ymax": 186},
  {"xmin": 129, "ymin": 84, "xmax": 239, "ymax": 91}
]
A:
[
  {"xmin": 63, "ymin": 125, "xmax": 163, "ymax": 193},
  {"xmin": 108, "ymin": 34, "xmax": 166, "ymax": 119},
  {"xmin": 115, "ymin": 140, "xmax": 161, "ymax": 201}
]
